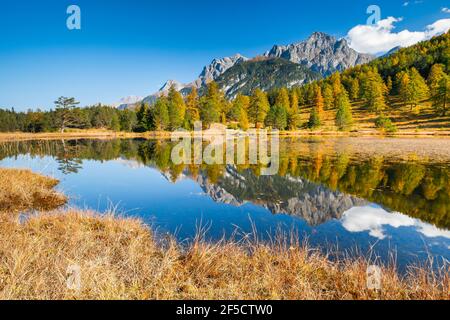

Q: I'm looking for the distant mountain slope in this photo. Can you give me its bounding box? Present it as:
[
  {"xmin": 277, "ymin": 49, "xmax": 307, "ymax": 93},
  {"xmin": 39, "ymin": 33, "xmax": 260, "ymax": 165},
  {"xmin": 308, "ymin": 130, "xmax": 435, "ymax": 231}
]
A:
[
  {"xmin": 141, "ymin": 80, "xmax": 185, "ymax": 106},
  {"xmin": 192, "ymin": 54, "xmax": 249, "ymax": 88},
  {"xmin": 264, "ymin": 32, "xmax": 374, "ymax": 76},
  {"xmin": 128, "ymin": 55, "xmax": 248, "ymax": 108},
  {"xmin": 367, "ymin": 31, "xmax": 449, "ymax": 79},
  {"xmin": 214, "ymin": 58, "xmax": 321, "ymax": 98},
  {"xmin": 119, "ymin": 31, "xmax": 375, "ymax": 108},
  {"xmin": 115, "ymin": 96, "xmax": 144, "ymax": 110}
]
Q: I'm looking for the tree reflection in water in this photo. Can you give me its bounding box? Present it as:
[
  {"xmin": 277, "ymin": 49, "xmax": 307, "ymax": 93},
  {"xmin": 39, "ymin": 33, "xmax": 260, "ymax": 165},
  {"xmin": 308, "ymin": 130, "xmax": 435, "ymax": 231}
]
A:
[{"xmin": 0, "ymin": 138, "xmax": 449, "ymax": 229}]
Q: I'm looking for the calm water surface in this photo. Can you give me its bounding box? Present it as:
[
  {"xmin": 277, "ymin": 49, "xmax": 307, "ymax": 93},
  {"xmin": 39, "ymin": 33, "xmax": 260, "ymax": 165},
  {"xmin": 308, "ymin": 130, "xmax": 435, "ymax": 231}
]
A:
[{"xmin": 1, "ymin": 138, "xmax": 450, "ymax": 270}]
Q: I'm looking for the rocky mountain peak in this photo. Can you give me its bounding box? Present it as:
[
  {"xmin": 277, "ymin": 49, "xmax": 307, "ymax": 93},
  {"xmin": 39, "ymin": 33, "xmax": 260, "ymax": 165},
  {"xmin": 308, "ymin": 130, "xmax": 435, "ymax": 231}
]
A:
[
  {"xmin": 264, "ymin": 32, "xmax": 374, "ymax": 76},
  {"xmin": 306, "ymin": 31, "xmax": 336, "ymax": 43},
  {"xmin": 193, "ymin": 53, "xmax": 249, "ymax": 88},
  {"xmin": 121, "ymin": 31, "xmax": 374, "ymax": 109},
  {"xmin": 159, "ymin": 79, "xmax": 185, "ymax": 92}
]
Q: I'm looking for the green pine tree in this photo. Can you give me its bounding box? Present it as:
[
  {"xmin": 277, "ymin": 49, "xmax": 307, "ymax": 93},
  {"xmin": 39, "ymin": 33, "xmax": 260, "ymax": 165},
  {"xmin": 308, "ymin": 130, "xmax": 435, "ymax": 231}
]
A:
[
  {"xmin": 248, "ymin": 89, "xmax": 270, "ymax": 128},
  {"xmin": 153, "ymin": 97, "xmax": 170, "ymax": 131},
  {"xmin": 361, "ymin": 70, "xmax": 387, "ymax": 113},
  {"xmin": 135, "ymin": 103, "xmax": 149, "ymax": 132},
  {"xmin": 200, "ymin": 82, "xmax": 223, "ymax": 127},
  {"xmin": 349, "ymin": 78, "xmax": 360, "ymax": 101},
  {"xmin": 322, "ymin": 84, "xmax": 334, "ymax": 110},
  {"xmin": 408, "ymin": 68, "xmax": 430, "ymax": 111},
  {"xmin": 266, "ymin": 105, "xmax": 288, "ymax": 130},
  {"xmin": 110, "ymin": 112, "xmax": 120, "ymax": 132},
  {"xmin": 167, "ymin": 86, "xmax": 186, "ymax": 130},
  {"xmin": 435, "ymin": 75, "xmax": 449, "ymax": 116},
  {"xmin": 428, "ymin": 64, "xmax": 449, "ymax": 116},
  {"xmin": 335, "ymin": 89, "xmax": 353, "ymax": 131},
  {"xmin": 185, "ymin": 88, "xmax": 200, "ymax": 129}
]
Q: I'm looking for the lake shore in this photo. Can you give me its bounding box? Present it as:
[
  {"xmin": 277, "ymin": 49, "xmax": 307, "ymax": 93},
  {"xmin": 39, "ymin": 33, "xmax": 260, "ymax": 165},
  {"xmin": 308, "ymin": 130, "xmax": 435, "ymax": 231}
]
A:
[
  {"xmin": 3, "ymin": 130, "xmax": 450, "ymax": 164},
  {"xmin": 1, "ymin": 127, "xmax": 450, "ymax": 142},
  {"xmin": 0, "ymin": 168, "xmax": 449, "ymax": 300}
]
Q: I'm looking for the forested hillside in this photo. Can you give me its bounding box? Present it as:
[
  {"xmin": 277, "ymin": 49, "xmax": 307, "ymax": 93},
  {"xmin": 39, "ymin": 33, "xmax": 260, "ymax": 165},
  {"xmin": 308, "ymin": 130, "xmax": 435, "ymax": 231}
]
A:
[
  {"xmin": 214, "ymin": 57, "xmax": 321, "ymax": 98},
  {"xmin": 0, "ymin": 32, "xmax": 448, "ymax": 134}
]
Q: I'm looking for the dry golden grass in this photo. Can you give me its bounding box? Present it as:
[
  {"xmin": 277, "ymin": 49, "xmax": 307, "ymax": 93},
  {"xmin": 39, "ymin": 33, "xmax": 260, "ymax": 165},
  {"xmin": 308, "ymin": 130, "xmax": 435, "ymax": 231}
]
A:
[
  {"xmin": 292, "ymin": 99, "xmax": 450, "ymax": 136},
  {"xmin": 0, "ymin": 168, "xmax": 66, "ymax": 212},
  {"xmin": 0, "ymin": 130, "xmax": 176, "ymax": 142},
  {"xmin": 0, "ymin": 168, "xmax": 449, "ymax": 300},
  {"xmin": 0, "ymin": 210, "xmax": 449, "ymax": 300}
]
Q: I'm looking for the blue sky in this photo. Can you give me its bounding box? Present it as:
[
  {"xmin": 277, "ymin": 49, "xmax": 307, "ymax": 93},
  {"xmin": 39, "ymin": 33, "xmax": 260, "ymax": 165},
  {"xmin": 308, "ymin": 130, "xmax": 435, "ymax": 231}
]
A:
[{"xmin": 0, "ymin": 0, "xmax": 449, "ymax": 110}]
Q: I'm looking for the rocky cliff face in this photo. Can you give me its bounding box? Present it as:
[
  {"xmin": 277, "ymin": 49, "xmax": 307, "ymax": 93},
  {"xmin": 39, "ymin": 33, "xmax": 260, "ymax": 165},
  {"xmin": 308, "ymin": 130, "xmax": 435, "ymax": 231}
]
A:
[
  {"xmin": 134, "ymin": 55, "xmax": 248, "ymax": 107},
  {"xmin": 264, "ymin": 32, "xmax": 374, "ymax": 76},
  {"xmin": 214, "ymin": 58, "xmax": 321, "ymax": 99},
  {"xmin": 192, "ymin": 54, "xmax": 249, "ymax": 88}
]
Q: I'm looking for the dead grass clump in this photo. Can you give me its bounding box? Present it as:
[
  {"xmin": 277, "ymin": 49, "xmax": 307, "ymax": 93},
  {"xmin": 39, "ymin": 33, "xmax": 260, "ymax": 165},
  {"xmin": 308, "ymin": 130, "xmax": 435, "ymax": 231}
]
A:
[{"xmin": 0, "ymin": 168, "xmax": 66, "ymax": 211}]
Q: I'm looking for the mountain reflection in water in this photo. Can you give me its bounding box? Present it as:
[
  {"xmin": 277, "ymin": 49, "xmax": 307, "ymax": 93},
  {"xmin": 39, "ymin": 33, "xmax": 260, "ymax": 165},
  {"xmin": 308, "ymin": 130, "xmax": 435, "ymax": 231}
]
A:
[{"xmin": 1, "ymin": 138, "xmax": 449, "ymax": 269}]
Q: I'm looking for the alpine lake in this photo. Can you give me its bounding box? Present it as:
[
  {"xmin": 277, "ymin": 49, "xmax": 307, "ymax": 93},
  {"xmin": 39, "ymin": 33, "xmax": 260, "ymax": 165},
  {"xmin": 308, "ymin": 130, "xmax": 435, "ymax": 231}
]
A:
[{"xmin": 1, "ymin": 136, "xmax": 450, "ymax": 272}]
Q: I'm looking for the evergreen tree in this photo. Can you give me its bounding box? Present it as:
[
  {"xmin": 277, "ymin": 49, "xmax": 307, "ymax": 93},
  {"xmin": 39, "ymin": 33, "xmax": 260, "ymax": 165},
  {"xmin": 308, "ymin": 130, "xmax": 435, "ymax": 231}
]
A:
[
  {"xmin": 153, "ymin": 97, "xmax": 170, "ymax": 131},
  {"xmin": 185, "ymin": 88, "xmax": 200, "ymax": 129},
  {"xmin": 305, "ymin": 84, "xmax": 317, "ymax": 105},
  {"xmin": 248, "ymin": 89, "xmax": 270, "ymax": 128},
  {"xmin": 386, "ymin": 76, "xmax": 393, "ymax": 95},
  {"xmin": 230, "ymin": 94, "xmax": 250, "ymax": 122},
  {"xmin": 398, "ymin": 68, "xmax": 429, "ymax": 110},
  {"xmin": 290, "ymin": 90, "xmax": 299, "ymax": 113},
  {"xmin": 239, "ymin": 108, "xmax": 249, "ymax": 130},
  {"xmin": 292, "ymin": 86, "xmax": 305, "ymax": 106},
  {"xmin": 398, "ymin": 71, "xmax": 413, "ymax": 107},
  {"xmin": 335, "ymin": 89, "xmax": 353, "ymax": 131},
  {"xmin": 110, "ymin": 112, "xmax": 120, "ymax": 132},
  {"xmin": 349, "ymin": 78, "xmax": 360, "ymax": 101},
  {"xmin": 167, "ymin": 85, "xmax": 186, "ymax": 130},
  {"xmin": 275, "ymin": 88, "xmax": 290, "ymax": 110},
  {"xmin": 287, "ymin": 90, "xmax": 301, "ymax": 129},
  {"xmin": 119, "ymin": 109, "xmax": 137, "ymax": 132},
  {"xmin": 266, "ymin": 105, "xmax": 288, "ymax": 130},
  {"xmin": 408, "ymin": 68, "xmax": 430, "ymax": 110},
  {"xmin": 322, "ymin": 84, "xmax": 334, "ymax": 110},
  {"xmin": 428, "ymin": 64, "xmax": 449, "ymax": 116},
  {"xmin": 54, "ymin": 97, "xmax": 80, "ymax": 132},
  {"xmin": 361, "ymin": 70, "xmax": 387, "ymax": 113},
  {"xmin": 435, "ymin": 75, "xmax": 449, "ymax": 116},
  {"xmin": 428, "ymin": 64, "xmax": 446, "ymax": 91},
  {"xmin": 200, "ymin": 82, "xmax": 223, "ymax": 127},
  {"xmin": 135, "ymin": 103, "xmax": 149, "ymax": 132},
  {"xmin": 308, "ymin": 87, "xmax": 324, "ymax": 129},
  {"xmin": 330, "ymin": 73, "xmax": 343, "ymax": 99}
]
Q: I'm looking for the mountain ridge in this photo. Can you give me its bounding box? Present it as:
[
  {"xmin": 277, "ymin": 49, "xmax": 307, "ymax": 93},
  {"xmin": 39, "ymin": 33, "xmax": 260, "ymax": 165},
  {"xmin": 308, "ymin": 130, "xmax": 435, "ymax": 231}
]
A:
[
  {"xmin": 118, "ymin": 31, "xmax": 375, "ymax": 108},
  {"xmin": 264, "ymin": 32, "xmax": 374, "ymax": 75}
]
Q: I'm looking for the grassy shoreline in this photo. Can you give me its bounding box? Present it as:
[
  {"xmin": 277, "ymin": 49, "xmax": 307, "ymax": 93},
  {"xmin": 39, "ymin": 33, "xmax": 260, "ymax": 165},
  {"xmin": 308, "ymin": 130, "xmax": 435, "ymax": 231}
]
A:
[
  {"xmin": 1, "ymin": 128, "xmax": 450, "ymax": 142},
  {"xmin": 0, "ymin": 168, "xmax": 449, "ymax": 300}
]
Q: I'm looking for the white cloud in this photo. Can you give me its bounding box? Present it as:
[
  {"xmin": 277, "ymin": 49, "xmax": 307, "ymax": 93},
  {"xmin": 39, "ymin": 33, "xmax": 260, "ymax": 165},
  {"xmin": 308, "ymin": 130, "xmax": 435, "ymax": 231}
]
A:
[
  {"xmin": 427, "ymin": 19, "xmax": 450, "ymax": 35},
  {"xmin": 403, "ymin": 2, "xmax": 409, "ymax": 7},
  {"xmin": 341, "ymin": 206, "xmax": 450, "ymax": 240},
  {"xmin": 442, "ymin": 8, "xmax": 450, "ymax": 14},
  {"xmin": 346, "ymin": 17, "xmax": 450, "ymax": 55}
]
